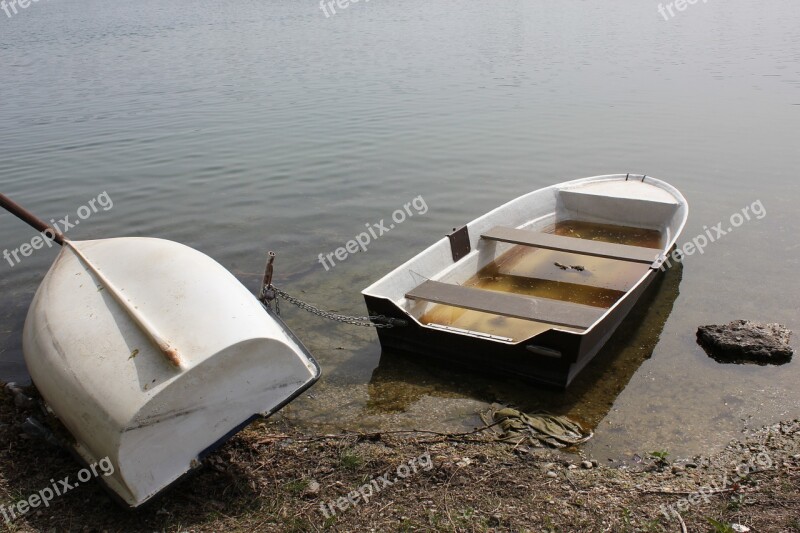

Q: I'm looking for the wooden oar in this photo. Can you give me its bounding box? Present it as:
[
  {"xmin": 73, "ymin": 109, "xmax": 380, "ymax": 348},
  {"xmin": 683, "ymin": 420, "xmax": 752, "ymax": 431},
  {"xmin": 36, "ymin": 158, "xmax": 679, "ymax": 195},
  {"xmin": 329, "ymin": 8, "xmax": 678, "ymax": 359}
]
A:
[{"xmin": 0, "ymin": 193, "xmax": 182, "ymax": 368}]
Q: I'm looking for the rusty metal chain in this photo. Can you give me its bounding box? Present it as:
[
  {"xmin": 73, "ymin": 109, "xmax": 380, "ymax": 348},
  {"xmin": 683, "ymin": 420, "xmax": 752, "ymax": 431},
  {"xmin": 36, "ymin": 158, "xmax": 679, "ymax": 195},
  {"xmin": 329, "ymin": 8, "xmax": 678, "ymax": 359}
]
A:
[
  {"xmin": 257, "ymin": 251, "xmax": 405, "ymax": 329},
  {"xmin": 260, "ymin": 285, "xmax": 405, "ymax": 329}
]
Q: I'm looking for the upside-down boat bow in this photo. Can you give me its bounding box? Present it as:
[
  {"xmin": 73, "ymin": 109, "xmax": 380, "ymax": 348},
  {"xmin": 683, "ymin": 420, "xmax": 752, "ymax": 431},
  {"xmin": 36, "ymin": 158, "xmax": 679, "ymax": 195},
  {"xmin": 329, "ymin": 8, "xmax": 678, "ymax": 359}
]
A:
[{"xmin": 0, "ymin": 193, "xmax": 320, "ymax": 507}]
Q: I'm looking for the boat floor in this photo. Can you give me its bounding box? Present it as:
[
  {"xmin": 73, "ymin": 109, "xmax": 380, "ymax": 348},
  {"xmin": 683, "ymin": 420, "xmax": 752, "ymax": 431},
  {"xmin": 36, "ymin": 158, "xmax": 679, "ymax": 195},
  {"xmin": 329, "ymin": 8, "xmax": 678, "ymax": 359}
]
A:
[{"xmin": 417, "ymin": 220, "xmax": 663, "ymax": 342}]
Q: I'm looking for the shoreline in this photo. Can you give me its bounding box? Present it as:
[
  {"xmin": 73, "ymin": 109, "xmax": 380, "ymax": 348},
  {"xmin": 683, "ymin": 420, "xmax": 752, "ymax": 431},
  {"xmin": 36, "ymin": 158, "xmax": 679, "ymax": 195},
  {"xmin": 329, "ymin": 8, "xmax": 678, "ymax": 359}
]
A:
[{"xmin": 1, "ymin": 393, "xmax": 797, "ymax": 532}]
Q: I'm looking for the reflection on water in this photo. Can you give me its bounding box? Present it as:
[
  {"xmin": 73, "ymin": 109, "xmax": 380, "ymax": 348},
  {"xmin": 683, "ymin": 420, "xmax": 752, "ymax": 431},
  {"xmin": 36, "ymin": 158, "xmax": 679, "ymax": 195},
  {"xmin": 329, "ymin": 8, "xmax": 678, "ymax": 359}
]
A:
[{"xmin": 369, "ymin": 260, "xmax": 683, "ymax": 433}]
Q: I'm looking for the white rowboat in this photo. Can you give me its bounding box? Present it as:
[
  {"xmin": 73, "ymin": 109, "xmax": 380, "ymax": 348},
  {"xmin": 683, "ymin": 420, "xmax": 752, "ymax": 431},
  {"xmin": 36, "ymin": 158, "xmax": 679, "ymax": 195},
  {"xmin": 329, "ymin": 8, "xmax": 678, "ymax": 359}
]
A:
[
  {"xmin": 363, "ymin": 174, "xmax": 688, "ymax": 387},
  {"xmin": 1, "ymin": 194, "xmax": 320, "ymax": 507}
]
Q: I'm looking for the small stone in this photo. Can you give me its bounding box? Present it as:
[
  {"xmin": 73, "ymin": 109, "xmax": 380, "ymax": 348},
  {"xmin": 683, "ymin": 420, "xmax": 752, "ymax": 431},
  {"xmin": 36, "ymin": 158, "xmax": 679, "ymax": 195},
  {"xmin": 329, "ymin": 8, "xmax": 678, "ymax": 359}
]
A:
[
  {"xmin": 672, "ymin": 465, "xmax": 685, "ymax": 474},
  {"xmin": 303, "ymin": 480, "xmax": 321, "ymax": 497},
  {"xmin": 5, "ymin": 383, "xmax": 36, "ymax": 409},
  {"xmin": 590, "ymin": 459, "xmax": 599, "ymax": 468},
  {"xmin": 546, "ymin": 471, "xmax": 558, "ymax": 478},
  {"xmin": 567, "ymin": 464, "xmax": 578, "ymax": 470},
  {"xmin": 685, "ymin": 462, "xmax": 698, "ymax": 469},
  {"xmin": 731, "ymin": 525, "xmax": 750, "ymax": 533},
  {"xmin": 581, "ymin": 461, "xmax": 593, "ymax": 469}
]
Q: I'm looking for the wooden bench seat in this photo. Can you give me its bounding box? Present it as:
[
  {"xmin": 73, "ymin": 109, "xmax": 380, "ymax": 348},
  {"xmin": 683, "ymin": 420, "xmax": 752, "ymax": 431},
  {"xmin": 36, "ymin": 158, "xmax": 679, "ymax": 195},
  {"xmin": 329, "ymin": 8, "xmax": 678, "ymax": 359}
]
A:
[
  {"xmin": 405, "ymin": 280, "xmax": 605, "ymax": 330},
  {"xmin": 481, "ymin": 226, "xmax": 660, "ymax": 264}
]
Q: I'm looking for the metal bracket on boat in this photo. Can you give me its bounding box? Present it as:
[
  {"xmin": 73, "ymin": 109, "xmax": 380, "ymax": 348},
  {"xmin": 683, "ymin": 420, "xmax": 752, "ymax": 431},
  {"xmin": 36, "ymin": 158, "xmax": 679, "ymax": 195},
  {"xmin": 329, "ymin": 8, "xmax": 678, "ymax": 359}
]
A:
[
  {"xmin": 650, "ymin": 253, "xmax": 669, "ymax": 270},
  {"xmin": 447, "ymin": 225, "xmax": 471, "ymax": 262},
  {"xmin": 626, "ymin": 173, "xmax": 647, "ymax": 182}
]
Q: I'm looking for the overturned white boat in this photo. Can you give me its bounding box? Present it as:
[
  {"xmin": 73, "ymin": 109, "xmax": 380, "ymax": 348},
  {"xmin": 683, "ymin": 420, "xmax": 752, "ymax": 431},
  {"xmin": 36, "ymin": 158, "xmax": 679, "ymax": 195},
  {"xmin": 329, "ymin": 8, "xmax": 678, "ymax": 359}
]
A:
[
  {"xmin": 1, "ymin": 194, "xmax": 319, "ymax": 508},
  {"xmin": 363, "ymin": 174, "xmax": 688, "ymax": 388}
]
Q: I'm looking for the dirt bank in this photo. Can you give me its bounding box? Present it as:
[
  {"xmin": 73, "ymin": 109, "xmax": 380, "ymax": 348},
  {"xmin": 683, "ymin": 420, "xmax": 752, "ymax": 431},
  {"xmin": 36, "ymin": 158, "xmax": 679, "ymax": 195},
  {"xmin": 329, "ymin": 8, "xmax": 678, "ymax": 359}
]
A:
[{"xmin": 0, "ymin": 396, "xmax": 798, "ymax": 532}]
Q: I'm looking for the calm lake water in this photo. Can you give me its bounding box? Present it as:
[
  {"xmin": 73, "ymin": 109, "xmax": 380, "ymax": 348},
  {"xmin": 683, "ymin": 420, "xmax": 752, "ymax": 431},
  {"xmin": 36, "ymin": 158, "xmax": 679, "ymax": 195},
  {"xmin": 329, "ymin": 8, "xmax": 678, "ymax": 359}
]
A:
[{"xmin": 1, "ymin": 0, "xmax": 798, "ymax": 461}]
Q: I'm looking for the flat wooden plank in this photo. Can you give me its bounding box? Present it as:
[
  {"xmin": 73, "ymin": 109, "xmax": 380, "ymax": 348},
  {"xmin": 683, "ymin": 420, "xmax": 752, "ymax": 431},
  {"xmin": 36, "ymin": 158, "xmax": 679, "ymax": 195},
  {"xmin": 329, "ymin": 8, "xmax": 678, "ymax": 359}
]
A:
[
  {"xmin": 406, "ymin": 280, "xmax": 605, "ymax": 329},
  {"xmin": 481, "ymin": 226, "xmax": 660, "ymax": 264}
]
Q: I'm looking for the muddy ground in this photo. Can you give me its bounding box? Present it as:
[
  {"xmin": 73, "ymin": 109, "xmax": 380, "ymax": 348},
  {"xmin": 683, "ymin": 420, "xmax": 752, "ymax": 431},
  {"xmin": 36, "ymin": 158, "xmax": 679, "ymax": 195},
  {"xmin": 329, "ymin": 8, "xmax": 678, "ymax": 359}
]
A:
[{"xmin": 0, "ymin": 393, "xmax": 798, "ymax": 532}]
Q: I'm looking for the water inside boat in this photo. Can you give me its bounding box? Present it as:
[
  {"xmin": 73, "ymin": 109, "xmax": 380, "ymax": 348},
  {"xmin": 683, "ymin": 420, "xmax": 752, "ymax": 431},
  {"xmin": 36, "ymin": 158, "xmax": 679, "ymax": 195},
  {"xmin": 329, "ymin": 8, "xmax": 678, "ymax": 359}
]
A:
[{"xmin": 419, "ymin": 220, "xmax": 664, "ymax": 341}]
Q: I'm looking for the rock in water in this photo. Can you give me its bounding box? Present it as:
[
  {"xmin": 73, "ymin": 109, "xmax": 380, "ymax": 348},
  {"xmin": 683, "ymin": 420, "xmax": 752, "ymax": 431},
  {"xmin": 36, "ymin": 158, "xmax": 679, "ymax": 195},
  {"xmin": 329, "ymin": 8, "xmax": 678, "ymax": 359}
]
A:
[{"xmin": 697, "ymin": 320, "xmax": 793, "ymax": 365}]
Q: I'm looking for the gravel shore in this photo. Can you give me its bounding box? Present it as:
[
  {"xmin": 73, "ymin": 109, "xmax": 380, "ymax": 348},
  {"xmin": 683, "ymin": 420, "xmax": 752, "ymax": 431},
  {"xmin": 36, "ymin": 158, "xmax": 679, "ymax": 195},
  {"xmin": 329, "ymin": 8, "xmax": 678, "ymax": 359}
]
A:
[{"xmin": 1, "ymin": 392, "xmax": 798, "ymax": 532}]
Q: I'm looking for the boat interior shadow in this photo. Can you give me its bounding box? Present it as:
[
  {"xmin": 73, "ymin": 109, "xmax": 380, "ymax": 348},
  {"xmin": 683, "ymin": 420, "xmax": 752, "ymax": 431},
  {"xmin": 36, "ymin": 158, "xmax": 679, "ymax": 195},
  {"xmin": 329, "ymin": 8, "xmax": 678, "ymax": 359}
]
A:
[{"xmin": 366, "ymin": 261, "xmax": 683, "ymax": 430}]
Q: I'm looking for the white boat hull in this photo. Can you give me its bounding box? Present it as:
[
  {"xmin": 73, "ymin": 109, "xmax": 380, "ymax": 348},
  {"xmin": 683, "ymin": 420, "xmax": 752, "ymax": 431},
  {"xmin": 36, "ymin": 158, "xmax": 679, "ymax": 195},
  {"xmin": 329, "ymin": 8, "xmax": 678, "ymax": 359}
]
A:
[{"xmin": 23, "ymin": 237, "xmax": 319, "ymax": 507}]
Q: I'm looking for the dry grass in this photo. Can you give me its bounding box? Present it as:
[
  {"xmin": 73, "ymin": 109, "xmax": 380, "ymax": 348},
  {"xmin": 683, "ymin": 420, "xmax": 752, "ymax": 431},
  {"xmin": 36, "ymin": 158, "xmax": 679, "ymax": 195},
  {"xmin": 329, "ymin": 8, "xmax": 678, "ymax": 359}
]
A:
[{"xmin": 1, "ymin": 393, "xmax": 798, "ymax": 532}]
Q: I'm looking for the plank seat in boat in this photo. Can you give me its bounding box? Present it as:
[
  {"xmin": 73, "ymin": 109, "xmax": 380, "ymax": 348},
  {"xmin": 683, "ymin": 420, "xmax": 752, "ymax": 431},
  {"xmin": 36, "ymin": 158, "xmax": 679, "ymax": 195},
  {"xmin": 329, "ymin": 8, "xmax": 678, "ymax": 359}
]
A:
[
  {"xmin": 405, "ymin": 280, "xmax": 605, "ymax": 329},
  {"xmin": 481, "ymin": 226, "xmax": 659, "ymax": 264}
]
